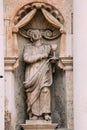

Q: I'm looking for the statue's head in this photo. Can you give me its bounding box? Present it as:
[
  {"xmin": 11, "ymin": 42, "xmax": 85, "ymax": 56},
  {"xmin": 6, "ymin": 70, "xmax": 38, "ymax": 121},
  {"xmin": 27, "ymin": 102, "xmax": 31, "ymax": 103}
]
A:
[{"xmin": 27, "ymin": 29, "xmax": 41, "ymax": 42}]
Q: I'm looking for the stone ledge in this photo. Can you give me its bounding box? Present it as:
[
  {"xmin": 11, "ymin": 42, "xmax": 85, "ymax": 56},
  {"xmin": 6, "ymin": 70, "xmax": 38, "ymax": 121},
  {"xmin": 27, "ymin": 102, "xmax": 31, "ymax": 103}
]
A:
[
  {"xmin": 58, "ymin": 57, "xmax": 73, "ymax": 70},
  {"xmin": 4, "ymin": 57, "xmax": 18, "ymax": 71},
  {"xmin": 56, "ymin": 129, "xmax": 73, "ymax": 130},
  {"xmin": 21, "ymin": 120, "xmax": 58, "ymax": 130},
  {"xmin": 26, "ymin": 120, "xmax": 52, "ymax": 124}
]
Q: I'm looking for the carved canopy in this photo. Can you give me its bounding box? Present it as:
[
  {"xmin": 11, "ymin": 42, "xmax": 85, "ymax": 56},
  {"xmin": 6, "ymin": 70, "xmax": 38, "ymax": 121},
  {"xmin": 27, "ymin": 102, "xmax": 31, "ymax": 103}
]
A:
[{"xmin": 13, "ymin": 2, "xmax": 64, "ymax": 34}]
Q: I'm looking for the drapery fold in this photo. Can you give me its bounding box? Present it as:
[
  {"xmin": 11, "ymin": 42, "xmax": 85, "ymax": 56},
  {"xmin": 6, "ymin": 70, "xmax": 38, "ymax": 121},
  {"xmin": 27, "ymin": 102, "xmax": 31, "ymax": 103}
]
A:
[
  {"xmin": 15, "ymin": 8, "xmax": 37, "ymax": 28},
  {"xmin": 41, "ymin": 8, "xmax": 63, "ymax": 29},
  {"xmin": 24, "ymin": 59, "xmax": 52, "ymax": 111},
  {"xmin": 15, "ymin": 8, "xmax": 63, "ymax": 29}
]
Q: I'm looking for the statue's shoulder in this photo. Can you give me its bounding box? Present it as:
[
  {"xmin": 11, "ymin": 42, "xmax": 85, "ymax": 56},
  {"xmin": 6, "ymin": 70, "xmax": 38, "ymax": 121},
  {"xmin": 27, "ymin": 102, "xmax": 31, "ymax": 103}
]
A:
[
  {"xmin": 43, "ymin": 43, "xmax": 50, "ymax": 46},
  {"xmin": 43, "ymin": 43, "xmax": 51, "ymax": 49},
  {"xmin": 24, "ymin": 43, "xmax": 32, "ymax": 49}
]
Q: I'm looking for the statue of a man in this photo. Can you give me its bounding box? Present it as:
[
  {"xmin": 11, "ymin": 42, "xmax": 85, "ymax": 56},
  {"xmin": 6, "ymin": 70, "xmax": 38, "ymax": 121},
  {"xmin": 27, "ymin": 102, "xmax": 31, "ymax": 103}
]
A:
[{"xmin": 23, "ymin": 30, "xmax": 57, "ymax": 121}]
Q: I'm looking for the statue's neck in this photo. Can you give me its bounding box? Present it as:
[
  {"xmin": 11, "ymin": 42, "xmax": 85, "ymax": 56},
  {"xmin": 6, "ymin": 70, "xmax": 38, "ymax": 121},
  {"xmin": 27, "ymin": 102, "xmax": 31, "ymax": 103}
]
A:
[{"xmin": 33, "ymin": 39, "xmax": 41, "ymax": 46}]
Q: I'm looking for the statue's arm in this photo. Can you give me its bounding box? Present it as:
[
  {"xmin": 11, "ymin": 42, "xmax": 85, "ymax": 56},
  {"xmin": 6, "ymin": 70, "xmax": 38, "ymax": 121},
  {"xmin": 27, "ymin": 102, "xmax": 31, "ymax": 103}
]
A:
[
  {"xmin": 24, "ymin": 54, "xmax": 48, "ymax": 63},
  {"xmin": 23, "ymin": 46, "xmax": 48, "ymax": 63},
  {"xmin": 23, "ymin": 53, "xmax": 48, "ymax": 63}
]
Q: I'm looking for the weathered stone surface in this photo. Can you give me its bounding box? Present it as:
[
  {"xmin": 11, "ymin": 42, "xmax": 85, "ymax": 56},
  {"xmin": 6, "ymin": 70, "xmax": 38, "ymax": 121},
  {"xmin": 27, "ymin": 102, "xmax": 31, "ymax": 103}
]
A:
[
  {"xmin": 4, "ymin": 0, "xmax": 73, "ymax": 130},
  {"xmin": 21, "ymin": 120, "xmax": 58, "ymax": 130},
  {"xmin": 4, "ymin": 0, "xmax": 72, "ymax": 57},
  {"xmin": 4, "ymin": 0, "xmax": 72, "ymax": 32}
]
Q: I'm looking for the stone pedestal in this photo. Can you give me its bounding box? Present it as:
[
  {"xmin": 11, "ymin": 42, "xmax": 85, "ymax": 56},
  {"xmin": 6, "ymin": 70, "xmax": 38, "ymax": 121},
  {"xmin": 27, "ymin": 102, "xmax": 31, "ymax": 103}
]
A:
[{"xmin": 21, "ymin": 120, "xmax": 58, "ymax": 130}]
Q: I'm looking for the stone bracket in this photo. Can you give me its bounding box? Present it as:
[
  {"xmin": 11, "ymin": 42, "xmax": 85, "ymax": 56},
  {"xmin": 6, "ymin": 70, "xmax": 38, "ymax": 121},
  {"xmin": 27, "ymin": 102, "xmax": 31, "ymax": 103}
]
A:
[
  {"xmin": 4, "ymin": 57, "xmax": 18, "ymax": 71},
  {"xmin": 58, "ymin": 57, "xmax": 73, "ymax": 70}
]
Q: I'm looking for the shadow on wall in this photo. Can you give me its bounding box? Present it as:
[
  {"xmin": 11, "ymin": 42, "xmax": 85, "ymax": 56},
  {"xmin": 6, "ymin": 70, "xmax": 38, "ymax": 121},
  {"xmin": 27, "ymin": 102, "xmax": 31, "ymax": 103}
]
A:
[{"xmin": 52, "ymin": 67, "xmax": 66, "ymax": 128}]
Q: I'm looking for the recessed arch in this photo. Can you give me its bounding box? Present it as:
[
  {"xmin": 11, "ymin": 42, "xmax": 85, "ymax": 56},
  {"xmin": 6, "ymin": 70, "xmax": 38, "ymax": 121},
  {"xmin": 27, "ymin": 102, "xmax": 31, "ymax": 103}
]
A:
[{"xmin": 12, "ymin": 2, "xmax": 65, "ymax": 33}]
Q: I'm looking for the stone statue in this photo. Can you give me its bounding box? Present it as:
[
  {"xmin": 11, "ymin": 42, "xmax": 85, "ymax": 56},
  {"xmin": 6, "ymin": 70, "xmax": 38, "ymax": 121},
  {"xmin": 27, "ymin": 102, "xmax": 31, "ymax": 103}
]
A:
[{"xmin": 23, "ymin": 30, "xmax": 58, "ymax": 121}]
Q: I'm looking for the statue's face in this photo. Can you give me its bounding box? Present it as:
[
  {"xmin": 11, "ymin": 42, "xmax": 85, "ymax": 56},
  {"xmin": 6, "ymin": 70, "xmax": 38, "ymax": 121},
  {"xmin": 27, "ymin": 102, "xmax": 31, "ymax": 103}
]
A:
[
  {"xmin": 29, "ymin": 30, "xmax": 41, "ymax": 42},
  {"xmin": 32, "ymin": 32, "xmax": 40, "ymax": 41}
]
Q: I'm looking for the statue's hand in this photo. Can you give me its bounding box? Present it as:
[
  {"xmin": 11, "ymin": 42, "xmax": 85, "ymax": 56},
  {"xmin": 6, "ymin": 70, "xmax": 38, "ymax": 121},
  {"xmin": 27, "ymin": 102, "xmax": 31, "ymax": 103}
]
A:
[{"xmin": 49, "ymin": 56, "xmax": 58, "ymax": 63}]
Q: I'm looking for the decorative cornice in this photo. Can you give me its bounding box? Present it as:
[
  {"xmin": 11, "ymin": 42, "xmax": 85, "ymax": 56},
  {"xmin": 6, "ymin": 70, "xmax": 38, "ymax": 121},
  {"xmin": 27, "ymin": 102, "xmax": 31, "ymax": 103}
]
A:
[
  {"xmin": 4, "ymin": 57, "xmax": 18, "ymax": 71},
  {"xmin": 58, "ymin": 57, "xmax": 73, "ymax": 71}
]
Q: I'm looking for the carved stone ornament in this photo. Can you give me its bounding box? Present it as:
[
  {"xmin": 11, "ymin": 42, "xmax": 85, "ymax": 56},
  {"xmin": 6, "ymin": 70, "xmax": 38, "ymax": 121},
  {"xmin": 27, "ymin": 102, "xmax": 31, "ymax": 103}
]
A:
[
  {"xmin": 12, "ymin": 2, "xmax": 65, "ymax": 36},
  {"xmin": 12, "ymin": 1, "xmax": 66, "ymax": 125},
  {"xmin": 23, "ymin": 29, "xmax": 59, "ymax": 121},
  {"xmin": 11, "ymin": 2, "xmax": 65, "ymax": 64}
]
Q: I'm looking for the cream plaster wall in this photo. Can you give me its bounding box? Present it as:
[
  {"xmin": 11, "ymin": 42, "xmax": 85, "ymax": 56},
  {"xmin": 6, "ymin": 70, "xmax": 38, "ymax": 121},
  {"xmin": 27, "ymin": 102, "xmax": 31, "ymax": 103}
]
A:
[
  {"xmin": 74, "ymin": 0, "xmax": 87, "ymax": 130},
  {"xmin": 0, "ymin": 0, "xmax": 4, "ymax": 130}
]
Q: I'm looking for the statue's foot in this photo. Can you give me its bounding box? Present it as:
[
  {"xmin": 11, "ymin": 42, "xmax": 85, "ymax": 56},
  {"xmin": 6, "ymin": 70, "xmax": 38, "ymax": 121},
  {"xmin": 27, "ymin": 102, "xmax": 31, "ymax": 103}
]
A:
[
  {"xmin": 44, "ymin": 114, "xmax": 51, "ymax": 121},
  {"xmin": 31, "ymin": 115, "xmax": 38, "ymax": 120},
  {"xmin": 39, "ymin": 116, "xmax": 43, "ymax": 120}
]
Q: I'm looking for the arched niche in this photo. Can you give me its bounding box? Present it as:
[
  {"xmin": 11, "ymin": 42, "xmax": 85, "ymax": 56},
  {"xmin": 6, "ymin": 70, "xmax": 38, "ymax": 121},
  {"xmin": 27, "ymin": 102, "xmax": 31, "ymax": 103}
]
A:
[{"xmin": 12, "ymin": 2, "xmax": 67, "ymax": 129}]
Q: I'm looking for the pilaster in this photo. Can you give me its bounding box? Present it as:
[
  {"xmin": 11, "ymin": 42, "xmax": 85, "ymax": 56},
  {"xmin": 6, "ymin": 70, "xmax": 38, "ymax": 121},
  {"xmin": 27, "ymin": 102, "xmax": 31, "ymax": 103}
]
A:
[
  {"xmin": 61, "ymin": 57, "xmax": 73, "ymax": 129},
  {"xmin": 59, "ymin": 33, "xmax": 73, "ymax": 129},
  {"xmin": 4, "ymin": 57, "xmax": 18, "ymax": 130}
]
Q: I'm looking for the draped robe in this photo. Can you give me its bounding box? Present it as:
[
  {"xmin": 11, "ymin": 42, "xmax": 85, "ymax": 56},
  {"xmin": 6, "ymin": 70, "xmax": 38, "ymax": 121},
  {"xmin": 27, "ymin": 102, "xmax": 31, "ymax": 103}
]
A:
[{"xmin": 23, "ymin": 43, "xmax": 52, "ymax": 116}]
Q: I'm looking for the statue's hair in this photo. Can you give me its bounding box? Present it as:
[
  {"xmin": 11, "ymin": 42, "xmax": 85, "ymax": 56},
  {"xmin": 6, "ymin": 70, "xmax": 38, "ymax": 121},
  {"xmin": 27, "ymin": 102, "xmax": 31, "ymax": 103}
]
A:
[
  {"xmin": 27, "ymin": 29, "xmax": 40, "ymax": 37},
  {"xmin": 27, "ymin": 29, "xmax": 41, "ymax": 42}
]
